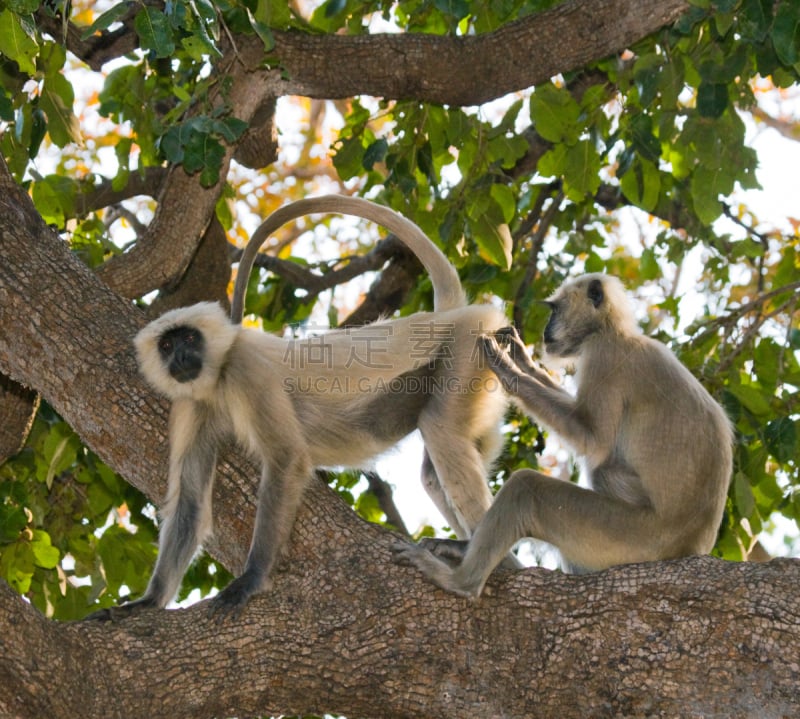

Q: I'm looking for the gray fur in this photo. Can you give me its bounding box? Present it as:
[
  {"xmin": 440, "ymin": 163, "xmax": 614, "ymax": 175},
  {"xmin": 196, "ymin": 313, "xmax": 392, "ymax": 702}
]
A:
[
  {"xmin": 394, "ymin": 274, "xmax": 733, "ymax": 598},
  {"xmin": 94, "ymin": 198, "xmax": 510, "ymax": 620}
]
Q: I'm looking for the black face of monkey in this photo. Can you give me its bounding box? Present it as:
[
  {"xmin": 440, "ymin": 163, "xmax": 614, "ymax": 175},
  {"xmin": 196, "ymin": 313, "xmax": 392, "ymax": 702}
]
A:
[
  {"xmin": 543, "ymin": 278, "xmax": 607, "ymax": 357},
  {"xmin": 157, "ymin": 325, "xmax": 206, "ymax": 383},
  {"xmin": 543, "ymin": 302, "xmax": 559, "ymax": 347}
]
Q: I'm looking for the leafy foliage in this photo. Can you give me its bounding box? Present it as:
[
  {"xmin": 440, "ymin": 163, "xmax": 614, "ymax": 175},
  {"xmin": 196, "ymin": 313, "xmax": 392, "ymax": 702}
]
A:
[{"xmin": 0, "ymin": 0, "xmax": 798, "ymax": 624}]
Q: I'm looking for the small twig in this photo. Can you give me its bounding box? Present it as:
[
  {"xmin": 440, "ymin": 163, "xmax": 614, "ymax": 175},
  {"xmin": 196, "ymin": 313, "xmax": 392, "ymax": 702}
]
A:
[
  {"xmin": 229, "ymin": 234, "xmax": 406, "ymax": 303},
  {"xmin": 512, "ymin": 189, "xmax": 563, "ymax": 338},
  {"xmin": 363, "ymin": 471, "xmax": 409, "ymax": 536}
]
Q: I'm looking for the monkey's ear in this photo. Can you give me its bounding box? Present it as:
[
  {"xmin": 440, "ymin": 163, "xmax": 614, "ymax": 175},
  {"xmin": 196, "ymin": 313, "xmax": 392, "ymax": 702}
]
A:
[{"xmin": 587, "ymin": 278, "xmax": 604, "ymax": 308}]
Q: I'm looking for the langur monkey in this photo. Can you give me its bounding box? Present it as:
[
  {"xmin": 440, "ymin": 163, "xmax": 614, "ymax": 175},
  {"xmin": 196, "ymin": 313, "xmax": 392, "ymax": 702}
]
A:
[
  {"xmin": 394, "ymin": 274, "xmax": 733, "ymax": 598},
  {"xmin": 94, "ymin": 195, "xmax": 508, "ymax": 619}
]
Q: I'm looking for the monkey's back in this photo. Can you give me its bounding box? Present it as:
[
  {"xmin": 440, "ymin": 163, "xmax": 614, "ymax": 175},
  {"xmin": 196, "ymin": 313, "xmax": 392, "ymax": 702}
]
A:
[
  {"xmin": 583, "ymin": 333, "xmax": 732, "ymax": 551},
  {"xmin": 234, "ymin": 303, "xmax": 508, "ymax": 468}
]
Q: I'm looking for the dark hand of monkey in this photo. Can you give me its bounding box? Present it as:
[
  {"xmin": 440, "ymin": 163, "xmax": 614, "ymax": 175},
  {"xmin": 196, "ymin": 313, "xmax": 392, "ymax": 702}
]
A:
[
  {"xmin": 206, "ymin": 571, "xmax": 272, "ymax": 623},
  {"xmin": 418, "ymin": 536, "xmax": 469, "ymax": 565},
  {"xmin": 493, "ymin": 326, "xmax": 517, "ymax": 346},
  {"xmin": 478, "ymin": 335, "xmax": 522, "ymax": 393},
  {"xmin": 493, "ymin": 326, "xmax": 539, "ymax": 373}
]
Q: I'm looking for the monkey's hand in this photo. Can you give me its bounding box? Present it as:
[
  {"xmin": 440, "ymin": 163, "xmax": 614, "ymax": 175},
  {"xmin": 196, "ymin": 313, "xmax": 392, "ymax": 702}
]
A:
[
  {"xmin": 479, "ymin": 334, "xmax": 525, "ymax": 393},
  {"xmin": 83, "ymin": 595, "xmax": 159, "ymax": 622},
  {"xmin": 207, "ymin": 571, "xmax": 272, "ymax": 623},
  {"xmin": 492, "ymin": 326, "xmax": 545, "ymax": 375},
  {"xmin": 482, "ymin": 332, "xmax": 555, "ymax": 391}
]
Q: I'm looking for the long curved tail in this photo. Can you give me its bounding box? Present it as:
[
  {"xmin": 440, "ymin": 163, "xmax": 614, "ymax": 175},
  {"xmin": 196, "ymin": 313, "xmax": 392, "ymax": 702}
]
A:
[{"xmin": 230, "ymin": 195, "xmax": 465, "ymax": 324}]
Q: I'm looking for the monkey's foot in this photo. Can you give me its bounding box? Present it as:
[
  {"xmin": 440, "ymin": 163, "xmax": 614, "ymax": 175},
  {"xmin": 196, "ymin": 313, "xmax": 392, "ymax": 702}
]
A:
[
  {"xmin": 207, "ymin": 573, "xmax": 271, "ymax": 622},
  {"xmin": 391, "ymin": 541, "xmax": 479, "ymax": 599},
  {"xmin": 83, "ymin": 596, "xmax": 159, "ymax": 622},
  {"xmin": 417, "ymin": 537, "xmax": 468, "ymax": 565}
]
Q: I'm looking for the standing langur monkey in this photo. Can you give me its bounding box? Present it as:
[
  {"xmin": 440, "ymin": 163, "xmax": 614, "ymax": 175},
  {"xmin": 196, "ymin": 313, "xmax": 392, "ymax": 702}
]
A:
[
  {"xmin": 91, "ymin": 196, "xmax": 509, "ymax": 620},
  {"xmin": 395, "ymin": 274, "xmax": 733, "ymax": 598}
]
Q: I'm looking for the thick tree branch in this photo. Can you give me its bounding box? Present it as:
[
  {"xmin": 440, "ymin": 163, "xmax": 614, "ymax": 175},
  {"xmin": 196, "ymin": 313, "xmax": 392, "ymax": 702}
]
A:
[
  {"xmin": 46, "ymin": 0, "xmax": 688, "ymax": 106},
  {"xmin": 0, "ymin": 374, "xmax": 39, "ymax": 463},
  {"xmin": 94, "ymin": 44, "xmax": 284, "ymax": 300},
  {"xmin": 148, "ymin": 217, "xmax": 232, "ymax": 315},
  {"xmin": 264, "ymin": 0, "xmax": 689, "ymax": 104},
  {"xmin": 1, "ymin": 557, "xmax": 798, "ymax": 719},
  {"xmin": 36, "ymin": 6, "xmax": 139, "ymax": 71},
  {"xmin": 74, "ymin": 167, "xmax": 168, "ymax": 217},
  {"xmin": 70, "ymin": 0, "xmax": 688, "ymax": 301}
]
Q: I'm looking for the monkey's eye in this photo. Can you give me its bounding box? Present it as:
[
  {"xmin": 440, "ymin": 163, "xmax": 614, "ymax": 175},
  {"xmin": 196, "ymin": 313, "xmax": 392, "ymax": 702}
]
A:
[
  {"xmin": 183, "ymin": 332, "xmax": 197, "ymax": 344},
  {"xmin": 158, "ymin": 337, "xmax": 173, "ymax": 353}
]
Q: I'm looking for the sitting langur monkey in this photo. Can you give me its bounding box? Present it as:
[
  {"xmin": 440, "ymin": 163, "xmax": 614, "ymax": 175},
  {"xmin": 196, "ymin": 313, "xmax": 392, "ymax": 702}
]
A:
[
  {"xmin": 96, "ymin": 196, "xmax": 509, "ymax": 619},
  {"xmin": 394, "ymin": 274, "xmax": 733, "ymax": 598}
]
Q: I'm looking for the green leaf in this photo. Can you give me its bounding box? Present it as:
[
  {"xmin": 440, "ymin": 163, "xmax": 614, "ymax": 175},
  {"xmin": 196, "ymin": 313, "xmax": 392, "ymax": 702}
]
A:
[
  {"xmin": 733, "ymin": 472, "xmax": 755, "ymax": 519},
  {"xmin": 562, "ymin": 139, "xmax": 601, "ymax": 201},
  {"xmin": 0, "ymin": 543, "xmax": 35, "ymax": 593},
  {"xmin": 487, "ymin": 132, "xmax": 528, "ymax": 169},
  {"xmin": 0, "ymin": 89, "xmax": 12, "ymax": 122},
  {"xmin": 29, "ymin": 107, "xmax": 47, "ymax": 158},
  {"xmin": 620, "ymin": 157, "xmax": 661, "ymax": 212},
  {"xmin": 31, "ymin": 175, "xmax": 77, "ymax": 226},
  {"xmin": 40, "ymin": 73, "xmax": 81, "ymax": 147},
  {"xmin": 633, "ymin": 53, "xmax": 663, "ymax": 108},
  {"xmin": 764, "ymin": 418, "xmax": 797, "ymax": 464},
  {"xmin": 697, "ymin": 82, "xmax": 728, "ymax": 118},
  {"xmin": 537, "ymin": 144, "xmax": 566, "ymax": 179},
  {"xmin": 45, "ymin": 435, "xmax": 71, "ymax": 490},
  {"xmin": 332, "ymin": 136, "xmax": 365, "ymax": 180},
  {"xmin": 639, "ymin": 247, "xmax": 660, "ymax": 280},
  {"xmin": 727, "ymin": 383, "xmax": 772, "ymax": 417},
  {"xmin": 362, "ymin": 138, "xmax": 388, "ymax": 170},
  {"xmin": 585, "ymin": 251, "xmax": 605, "ymax": 273},
  {"xmin": 629, "ymin": 114, "xmax": 661, "ymax": 163},
  {"xmin": 468, "ymin": 213, "xmax": 512, "ymax": 269},
  {"xmin": 773, "ymin": 1, "xmax": 800, "ymax": 66},
  {"xmin": 690, "ymin": 166, "xmax": 728, "ymax": 225},
  {"xmin": 0, "ymin": 9, "xmax": 39, "ymax": 75},
  {"xmin": 252, "ymin": 0, "xmax": 292, "ymax": 28},
  {"xmin": 246, "ymin": 7, "xmax": 275, "ymax": 51},
  {"xmin": 489, "ymin": 183, "xmax": 516, "ymax": 224},
  {"xmin": 81, "ymin": 3, "xmax": 131, "ymax": 39},
  {"xmin": 134, "ymin": 7, "xmax": 175, "ymax": 58},
  {"xmin": 215, "ymin": 191, "xmax": 234, "ymax": 231},
  {"xmin": 212, "ymin": 117, "xmax": 248, "ymax": 143},
  {"xmin": 30, "ymin": 530, "xmax": 60, "ymax": 569},
  {"xmin": 529, "ymin": 83, "xmax": 580, "ymax": 143}
]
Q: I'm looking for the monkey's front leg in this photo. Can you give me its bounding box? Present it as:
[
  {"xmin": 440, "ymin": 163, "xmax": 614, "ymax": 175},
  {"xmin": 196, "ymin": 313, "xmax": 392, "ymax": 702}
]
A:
[
  {"xmin": 85, "ymin": 426, "xmax": 217, "ymax": 621},
  {"xmin": 208, "ymin": 454, "xmax": 312, "ymax": 622}
]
